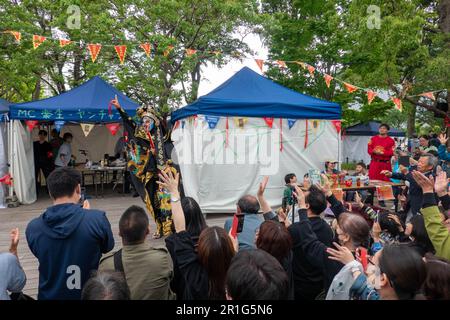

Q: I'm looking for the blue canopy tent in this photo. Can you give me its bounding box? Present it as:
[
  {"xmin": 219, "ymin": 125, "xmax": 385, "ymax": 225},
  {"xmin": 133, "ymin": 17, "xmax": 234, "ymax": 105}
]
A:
[
  {"xmin": 7, "ymin": 77, "xmax": 140, "ymax": 205},
  {"xmin": 9, "ymin": 76, "xmax": 139, "ymax": 123},
  {"xmin": 344, "ymin": 121, "xmax": 405, "ymax": 137},
  {"xmin": 171, "ymin": 66, "xmax": 341, "ymax": 122},
  {"xmin": 170, "ymin": 67, "xmax": 342, "ymax": 213},
  {"xmin": 0, "ymin": 98, "xmax": 9, "ymax": 120}
]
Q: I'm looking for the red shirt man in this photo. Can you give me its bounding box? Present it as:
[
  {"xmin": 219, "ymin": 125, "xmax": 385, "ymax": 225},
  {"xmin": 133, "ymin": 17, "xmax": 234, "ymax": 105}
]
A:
[{"xmin": 368, "ymin": 123, "xmax": 395, "ymax": 181}]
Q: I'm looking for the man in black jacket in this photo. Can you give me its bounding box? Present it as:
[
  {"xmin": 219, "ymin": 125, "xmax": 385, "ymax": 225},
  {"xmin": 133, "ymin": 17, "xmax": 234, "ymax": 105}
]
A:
[{"xmin": 381, "ymin": 154, "xmax": 437, "ymax": 222}]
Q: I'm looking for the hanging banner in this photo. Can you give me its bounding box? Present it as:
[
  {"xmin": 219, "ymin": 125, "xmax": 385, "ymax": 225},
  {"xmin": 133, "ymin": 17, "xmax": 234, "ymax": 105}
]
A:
[
  {"xmin": 32, "ymin": 35, "xmax": 46, "ymax": 49},
  {"xmin": 344, "ymin": 82, "xmax": 358, "ymax": 93},
  {"xmin": 392, "ymin": 97, "xmax": 402, "ymax": 111},
  {"xmin": 181, "ymin": 120, "xmax": 186, "ymax": 129},
  {"xmin": 59, "ymin": 39, "xmax": 73, "ymax": 47},
  {"xmin": 205, "ymin": 116, "xmax": 220, "ymax": 129},
  {"xmin": 225, "ymin": 117, "xmax": 229, "ymax": 147},
  {"xmin": 263, "ymin": 117, "xmax": 274, "ymax": 128},
  {"xmin": 25, "ymin": 120, "xmax": 38, "ymax": 132},
  {"xmin": 331, "ymin": 120, "xmax": 341, "ymax": 134},
  {"xmin": 0, "ymin": 174, "xmax": 12, "ymax": 186},
  {"xmin": 163, "ymin": 45, "xmax": 174, "ymax": 57},
  {"xmin": 140, "ymin": 43, "xmax": 151, "ymax": 57},
  {"xmin": 80, "ymin": 123, "xmax": 95, "ymax": 137},
  {"xmin": 280, "ymin": 118, "xmax": 283, "ymax": 152},
  {"xmin": 367, "ymin": 90, "xmax": 377, "ymax": 105},
  {"xmin": 255, "ymin": 59, "xmax": 264, "ymax": 72},
  {"xmin": 420, "ymin": 92, "xmax": 435, "ymax": 101},
  {"xmin": 114, "ymin": 45, "xmax": 127, "ymax": 64},
  {"xmin": 287, "ymin": 119, "xmax": 297, "ymax": 129},
  {"xmin": 54, "ymin": 120, "xmax": 65, "ymax": 132},
  {"xmin": 307, "ymin": 65, "xmax": 315, "ymax": 77},
  {"xmin": 87, "ymin": 44, "xmax": 102, "ymax": 62},
  {"xmin": 312, "ymin": 120, "xmax": 320, "ymax": 133},
  {"xmin": 276, "ymin": 60, "xmax": 287, "ymax": 68},
  {"xmin": 185, "ymin": 48, "xmax": 197, "ymax": 56},
  {"xmin": 8, "ymin": 31, "xmax": 21, "ymax": 42},
  {"xmin": 172, "ymin": 120, "xmax": 180, "ymax": 130},
  {"xmin": 324, "ymin": 74, "xmax": 333, "ymax": 88},
  {"xmin": 233, "ymin": 117, "xmax": 248, "ymax": 128},
  {"xmin": 106, "ymin": 123, "xmax": 120, "ymax": 136},
  {"xmin": 304, "ymin": 120, "xmax": 309, "ymax": 149}
]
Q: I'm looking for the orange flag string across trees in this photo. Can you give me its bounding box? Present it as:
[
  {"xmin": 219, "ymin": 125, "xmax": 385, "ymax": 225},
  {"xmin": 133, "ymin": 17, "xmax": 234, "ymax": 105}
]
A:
[
  {"xmin": 254, "ymin": 59, "xmax": 264, "ymax": 72},
  {"xmin": 367, "ymin": 90, "xmax": 377, "ymax": 105},
  {"xmin": 344, "ymin": 82, "xmax": 358, "ymax": 93},
  {"xmin": 140, "ymin": 43, "xmax": 151, "ymax": 57},
  {"xmin": 32, "ymin": 35, "xmax": 46, "ymax": 49},
  {"xmin": 59, "ymin": 39, "xmax": 73, "ymax": 47},
  {"xmin": 87, "ymin": 44, "xmax": 102, "ymax": 62},
  {"xmin": 324, "ymin": 74, "xmax": 333, "ymax": 88},
  {"xmin": 114, "ymin": 45, "xmax": 127, "ymax": 64}
]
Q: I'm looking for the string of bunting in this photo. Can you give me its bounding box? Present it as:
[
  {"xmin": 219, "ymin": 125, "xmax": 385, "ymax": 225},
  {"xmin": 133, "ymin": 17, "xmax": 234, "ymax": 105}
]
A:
[{"xmin": 1, "ymin": 30, "xmax": 446, "ymax": 112}]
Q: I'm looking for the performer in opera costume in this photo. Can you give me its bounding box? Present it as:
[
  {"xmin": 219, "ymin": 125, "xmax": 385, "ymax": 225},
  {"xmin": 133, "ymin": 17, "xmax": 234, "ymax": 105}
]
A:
[
  {"xmin": 368, "ymin": 123, "xmax": 395, "ymax": 181},
  {"xmin": 111, "ymin": 97, "xmax": 178, "ymax": 238}
]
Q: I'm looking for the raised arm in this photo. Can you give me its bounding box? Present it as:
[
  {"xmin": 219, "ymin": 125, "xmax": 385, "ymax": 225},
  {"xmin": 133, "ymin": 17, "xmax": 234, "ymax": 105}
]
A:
[{"xmin": 111, "ymin": 95, "xmax": 136, "ymax": 131}]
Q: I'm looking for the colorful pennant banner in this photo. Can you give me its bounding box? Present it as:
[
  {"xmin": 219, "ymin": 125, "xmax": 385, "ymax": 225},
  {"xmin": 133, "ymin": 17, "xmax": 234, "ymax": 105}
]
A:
[
  {"xmin": 32, "ymin": 35, "xmax": 46, "ymax": 49},
  {"xmin": 59, "ymin": 39, "xmax": 73, "ymax": 47},
  {"xmin": 367, "ymin": 90, "xmax": 377, "ymax": 105},
  {"xmin": 106, "ymin": 123, "xmax": 120, "ymax": 136},
  {"xmin": 205, "ymin": 116, "xmax": 220, "ymax": 129},
  {"xmin": 87, "ymin": 44, "xmax": 102, "ymax": 63},
  {"xmin": 114, "ymin": 45, "xmax": 127, "ymax": 64},
  {"xmin": 255, "ymin": 59, "xmax": 264, "ymax": 72},
  {"xmin": 287, "ymin": 119, "xmax": 297, "ymax": 129},
  {"xmin": 263, "ymin": 117, "xmax": 274, "ymax": 128},
  {"xmin": 324, "ymin": 74, "xmax": 333, "ymax": 88},
  {"xmin": 234, "ymin": 117, "xmax": 248, "ymax": 129},
  {"xmin": 80, "ymin": 123, "xmax": 95, "ymax": 137},
  {"xmin": 140, "ymin": 43, "xmax": 151, "ymax": 57},
  {"xmin": 54, "ymin": 120, "xmax": 65, "ymax": 132}
]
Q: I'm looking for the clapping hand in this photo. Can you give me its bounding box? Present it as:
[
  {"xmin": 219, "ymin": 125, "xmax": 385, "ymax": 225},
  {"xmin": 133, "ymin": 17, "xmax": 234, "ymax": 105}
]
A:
[
  {"xmin": 326, "ymin": 242, "xmax": 355, "ymax": 265},
  {"xmin": 9, "ymin": 228, "xmax": 19, "ymax": 256},
  {"xmin": 434, "ymin": 170, "xmax": 449, "ymax": 197},
  {"xmin": 411, "ymin": 170, "xmax": 434, "ymax": 193},
  {"xmin": 157, "ymin": 170, "xmax": 180, "ymax": 196},
  {"xmin": 439, "ymin": 133, "xmax": 448, "ymax": 145},
  {"xmin": 293, "ymin": 185, "xmax": 307, "ymax": 209},
  {"xmin": 380, "ymin": 170, "xmax": 392, "ymax": 177}
]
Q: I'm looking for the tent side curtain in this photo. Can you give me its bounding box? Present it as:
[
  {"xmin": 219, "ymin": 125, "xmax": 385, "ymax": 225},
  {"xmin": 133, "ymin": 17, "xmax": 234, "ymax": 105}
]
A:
[{"xmin": 9, "ymin": 76, "xmax": 139, "ymax": 123}]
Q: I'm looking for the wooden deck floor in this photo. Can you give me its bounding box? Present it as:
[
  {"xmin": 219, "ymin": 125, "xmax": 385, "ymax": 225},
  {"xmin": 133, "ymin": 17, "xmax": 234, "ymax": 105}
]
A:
[{"xmin": 0, "ymin": 189, "xmax": 232, "ymax": 299}]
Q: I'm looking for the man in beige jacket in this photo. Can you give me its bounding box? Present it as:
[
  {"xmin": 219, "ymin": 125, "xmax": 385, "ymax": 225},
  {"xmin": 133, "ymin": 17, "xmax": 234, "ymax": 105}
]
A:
[{"xmin": 99, "ymin": 205, "xmax": 175, "ymax": 300}]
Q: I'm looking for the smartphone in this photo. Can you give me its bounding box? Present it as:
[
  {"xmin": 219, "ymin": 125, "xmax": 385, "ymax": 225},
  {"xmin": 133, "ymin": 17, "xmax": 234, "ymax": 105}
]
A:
[
  {"xmin": 230, "ymin": 213, "xmax": 245, "ymax": 238},
  {"xmin": 79, "ymin": 187, "xmax": 86, "ymax": 206},
  {"xmin": 399, "ymin": 156, "xmax": 410, "ymax": 167}
]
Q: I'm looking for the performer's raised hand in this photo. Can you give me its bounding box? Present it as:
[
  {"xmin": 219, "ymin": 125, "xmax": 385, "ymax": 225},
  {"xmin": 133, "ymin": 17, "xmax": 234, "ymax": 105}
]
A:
[{"xmin": 111, "ymin": 94, "xmax": 121, "ymax": 110}]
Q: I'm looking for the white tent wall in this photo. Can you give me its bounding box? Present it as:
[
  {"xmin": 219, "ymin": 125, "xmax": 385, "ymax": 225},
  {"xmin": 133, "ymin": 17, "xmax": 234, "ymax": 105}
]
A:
[
  {"xmin": 342, "ymin": 135, "xmax": 371, "ymax": 165},
  {"xmin": 172, "ymin": 116, "xmax": 340, "ymax": 213},
  {"xmin": 0, "ymin": 121, "xmax": 8, "ymax": 208},
  {"xmin": 10, "ymin": 120, "xmax": 36, "ymax": 204}
]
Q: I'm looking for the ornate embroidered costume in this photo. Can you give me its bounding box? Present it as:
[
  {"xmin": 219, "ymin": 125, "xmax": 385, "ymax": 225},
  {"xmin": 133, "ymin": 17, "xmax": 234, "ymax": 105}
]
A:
[{"xmin": 117, "ymin": 104, "xmax": 175, "ymax": 237}]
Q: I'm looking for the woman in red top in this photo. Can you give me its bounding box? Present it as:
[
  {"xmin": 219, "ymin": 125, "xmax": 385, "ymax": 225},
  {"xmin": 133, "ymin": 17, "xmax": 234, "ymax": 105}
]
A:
[{"xmin": 368, "ymin": 124, "xmax": 395, "ymax": 181}]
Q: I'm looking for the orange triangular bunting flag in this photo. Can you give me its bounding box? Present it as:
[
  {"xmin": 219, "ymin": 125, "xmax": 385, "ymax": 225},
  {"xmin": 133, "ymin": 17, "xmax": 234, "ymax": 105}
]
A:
[
  {"xmin": 392, "ymin": 97, "xmax": 402, "ymax": 111},
  {"xmin": 87, "ymin": 44, "xmax": 102, "ymax": 62},
  {"xmin": 163, "ymin": 45, "xmax": 174, "ymax": 57},
  {"xmin": 367, "ymin": 90, "xmax": 377, "ymax": 104},
  {"xmin": 140, "ymin": 43, "xmax": 151, "ymax": 57},
  {"xmin": 420, "ymin": 92, "xmax": 435, "ymax": 101},
  {"xmin": 263, "ymin": 117, "xmax": 274, "ymax": 128},
  {"xmin": 344, "ymin": 82, "xmax": 358, "ymax": 93},
  {"xmin": 324, "ymin": 74, "xmax": 333, "ymax": 88},
  {"xmin": 59, "ymin": 39, "xmax": 73, "ymax": 47},
  {"xmin": 254, "ymin": 59, "xmax": 264, "ymax": 72},
  {"xmin": 114, "ymin": 45, "xmax": 127, "ymax": 64},
  {"xmin": 185, "ymin": 48, "xmax": 197, "ymax": 56},
  {"xmin": 276, "ymin": 60, "xmax": 287, "ymax": 68},
  {"xmin": 8, "ymin": 31, "xmax": 21, "ymax": 42},
  {"xmin": 33, "ymin": 35, "xmax": 46, "ymax": 49},
  {"xmin": 307, "ymin": 65, "xmax": 315, "ymax": 77},
  {"xmin": 294, "ymin": 61, "xmax": 306, "ymax": 69}
]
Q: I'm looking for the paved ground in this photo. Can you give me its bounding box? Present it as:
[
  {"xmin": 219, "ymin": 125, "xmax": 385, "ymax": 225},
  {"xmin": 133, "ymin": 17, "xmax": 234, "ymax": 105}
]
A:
[{"xmin": 0, "ymin": 188, "xmax": 231, "ymax": 298}]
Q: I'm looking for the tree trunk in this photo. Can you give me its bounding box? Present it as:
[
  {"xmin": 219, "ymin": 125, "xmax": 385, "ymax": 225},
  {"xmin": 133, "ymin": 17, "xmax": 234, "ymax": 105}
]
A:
[
  {"xmin": 407, "ymin": 104, "xmax": 416, "ymax": 137},
  {"xmin": 189, "ymin": 63, "xmax": 201, "ymax": 103},
  {"xmin": 438, "ymin": 0, "xmax": 450, "ymax": 32},
  {"xmin": 32, "ymin": 78, "xmax": 41, "ymax": 100}
]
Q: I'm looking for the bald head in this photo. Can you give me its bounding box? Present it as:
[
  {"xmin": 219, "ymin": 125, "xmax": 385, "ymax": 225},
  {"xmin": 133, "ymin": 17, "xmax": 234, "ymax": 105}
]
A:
[{"xmin": 237, "ymin": 195, "xmax": 260, "ymax": 214}]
